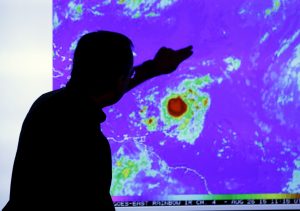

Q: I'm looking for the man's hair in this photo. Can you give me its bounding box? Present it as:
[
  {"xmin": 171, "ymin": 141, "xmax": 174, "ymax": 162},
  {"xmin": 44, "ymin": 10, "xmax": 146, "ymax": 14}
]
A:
[{"xmin": 68, "ymin": 30, "xmax": 133, "ymax": 93}]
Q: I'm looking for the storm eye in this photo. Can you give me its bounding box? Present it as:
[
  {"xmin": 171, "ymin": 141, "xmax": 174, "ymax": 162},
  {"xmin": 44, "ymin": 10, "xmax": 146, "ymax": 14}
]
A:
[{"xmin": 167, "ymin": 96, "xmax": 188, "ymax": 118}]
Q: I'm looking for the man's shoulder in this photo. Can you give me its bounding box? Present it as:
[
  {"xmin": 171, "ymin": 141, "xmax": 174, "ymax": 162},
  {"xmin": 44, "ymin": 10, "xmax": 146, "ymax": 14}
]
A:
[
  {"xmin": 28, "ymin": 88, "xmax": 69, "ymax": 114},
  {"xmin": 38, "ymin": 87, "xmax": 67, "ymax": 102},
  {"xmin": 37, "ymin": 87, "xmax": 71, "ymax": 105},
  {"xmin": 18, "ymin": 88, "xmax": 70, "ymax": 133}
]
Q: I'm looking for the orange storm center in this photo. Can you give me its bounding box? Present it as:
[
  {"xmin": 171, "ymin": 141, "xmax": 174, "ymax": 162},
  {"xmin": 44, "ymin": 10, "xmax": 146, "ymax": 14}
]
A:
[{"xmin": 167, "ymin": 96, "xmax": 187, "ymax": 117}]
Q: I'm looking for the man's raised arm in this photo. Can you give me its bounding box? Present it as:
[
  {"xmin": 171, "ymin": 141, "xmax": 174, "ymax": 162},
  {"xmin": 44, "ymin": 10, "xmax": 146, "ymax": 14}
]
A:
[{"xmin": 126, "ymin": 46, "xmax": 193, "ymax": 92}]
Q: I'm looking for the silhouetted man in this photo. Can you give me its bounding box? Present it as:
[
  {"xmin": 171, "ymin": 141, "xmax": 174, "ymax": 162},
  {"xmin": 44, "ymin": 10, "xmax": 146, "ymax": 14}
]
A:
[{"xmin": 3, "ymin": 31, "xmax": 193, "ymax": 210}]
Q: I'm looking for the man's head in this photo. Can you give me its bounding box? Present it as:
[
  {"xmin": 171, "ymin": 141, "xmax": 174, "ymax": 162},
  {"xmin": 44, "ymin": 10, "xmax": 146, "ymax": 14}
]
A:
[{"xmin": 68, "ymin": 30, "xmax": 134, "ymax": 106}]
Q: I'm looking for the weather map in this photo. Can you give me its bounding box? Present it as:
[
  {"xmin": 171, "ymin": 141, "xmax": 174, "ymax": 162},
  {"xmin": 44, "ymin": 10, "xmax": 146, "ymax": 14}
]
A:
[{"xmin": 53, "ymin": 0, "xmax": 300, "ymax": 203}]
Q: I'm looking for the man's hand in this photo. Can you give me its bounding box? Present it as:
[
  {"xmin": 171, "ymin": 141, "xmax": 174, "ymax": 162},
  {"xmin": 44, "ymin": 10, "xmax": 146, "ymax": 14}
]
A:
[{"xmin": 153, "ymin": 45, "xmax": 193, "ymax": 74}]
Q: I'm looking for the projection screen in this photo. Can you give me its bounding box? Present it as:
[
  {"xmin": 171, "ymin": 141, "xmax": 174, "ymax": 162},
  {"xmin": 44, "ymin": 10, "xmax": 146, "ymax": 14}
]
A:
[{"xmin": 52, "ymin": 0, "xmax": 300, "ymax": 210}]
